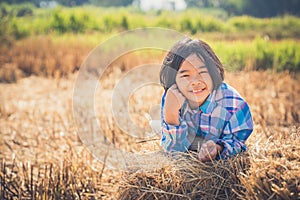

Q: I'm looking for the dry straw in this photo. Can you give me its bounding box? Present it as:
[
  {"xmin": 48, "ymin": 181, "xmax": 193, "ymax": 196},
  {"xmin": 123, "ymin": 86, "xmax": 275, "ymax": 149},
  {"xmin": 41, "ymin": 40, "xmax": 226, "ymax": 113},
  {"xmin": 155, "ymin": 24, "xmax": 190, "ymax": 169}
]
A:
[
  {"xmin": 118, "ymin": 126, "xmax": 300, "ymax": 200},
  {"xmin": 118, "ymin": 151, "xmax": 250, "ymax": 200},
  {"xmin": 0, "ymin": 54, "xmax": 299, "ymax": 200}
]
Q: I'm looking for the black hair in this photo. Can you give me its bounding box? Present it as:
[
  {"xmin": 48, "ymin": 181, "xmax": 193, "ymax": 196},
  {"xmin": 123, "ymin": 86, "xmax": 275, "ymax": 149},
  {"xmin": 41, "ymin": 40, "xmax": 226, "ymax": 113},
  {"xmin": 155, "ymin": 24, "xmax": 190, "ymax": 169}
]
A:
[{"xmin": 160, "ymin": 37, "xmax": 224, "ymax": 91}]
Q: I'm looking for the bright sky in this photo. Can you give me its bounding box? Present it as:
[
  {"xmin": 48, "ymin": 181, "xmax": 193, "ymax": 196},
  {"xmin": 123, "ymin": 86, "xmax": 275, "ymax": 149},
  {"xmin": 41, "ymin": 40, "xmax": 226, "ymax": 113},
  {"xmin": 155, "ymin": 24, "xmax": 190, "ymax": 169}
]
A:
[{"xmin": 137, "ymin": 0, "xmax": 187, "ymax": 11}]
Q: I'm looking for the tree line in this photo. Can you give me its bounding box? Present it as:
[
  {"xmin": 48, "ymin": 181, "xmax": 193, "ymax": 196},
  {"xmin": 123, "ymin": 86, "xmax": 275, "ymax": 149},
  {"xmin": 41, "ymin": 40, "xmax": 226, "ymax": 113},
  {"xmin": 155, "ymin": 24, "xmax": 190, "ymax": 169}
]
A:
[{"xmin": 1, "ymin": 0, "xmax": 300, "ymax": 17}]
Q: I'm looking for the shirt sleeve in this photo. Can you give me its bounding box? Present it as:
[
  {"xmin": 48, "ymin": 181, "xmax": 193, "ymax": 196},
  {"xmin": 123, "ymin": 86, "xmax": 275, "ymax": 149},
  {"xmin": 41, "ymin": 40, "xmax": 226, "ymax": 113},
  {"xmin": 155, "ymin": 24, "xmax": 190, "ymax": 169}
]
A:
[
  {"xmin": 160, "ymin": 92, "xmax": 191, "ymax": 155},
  {"xmin": 216, "ymin": 101, "xmax": 254, "ymax": 159}
]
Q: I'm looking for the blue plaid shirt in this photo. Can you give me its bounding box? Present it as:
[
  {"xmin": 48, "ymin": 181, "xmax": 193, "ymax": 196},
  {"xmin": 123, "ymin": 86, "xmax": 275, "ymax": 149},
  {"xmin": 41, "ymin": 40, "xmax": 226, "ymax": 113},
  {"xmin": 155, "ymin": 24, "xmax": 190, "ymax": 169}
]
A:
[{"xmin": 160, "ymin": 82, "xmax": 254, "ymax": 159}]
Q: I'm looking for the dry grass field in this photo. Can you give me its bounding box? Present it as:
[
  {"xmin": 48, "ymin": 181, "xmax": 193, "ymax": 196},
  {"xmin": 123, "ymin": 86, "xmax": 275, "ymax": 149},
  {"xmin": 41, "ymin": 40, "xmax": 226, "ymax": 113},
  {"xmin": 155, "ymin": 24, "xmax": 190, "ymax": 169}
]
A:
[
  {"xmin": 0, "ymin": 42, "xmax": 300, "ymax": 199},
  {"xmin": 1, "ymin": 69, "xmax": 299, "ymax": 199}
]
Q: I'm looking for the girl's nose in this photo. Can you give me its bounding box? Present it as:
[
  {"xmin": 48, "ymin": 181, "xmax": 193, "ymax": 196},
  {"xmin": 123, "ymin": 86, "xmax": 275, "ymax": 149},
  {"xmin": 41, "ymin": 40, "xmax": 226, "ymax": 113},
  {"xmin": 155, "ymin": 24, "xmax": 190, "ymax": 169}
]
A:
[
  {"xmin": 191, "ymin": 80, "xmax": 201, "ymax": 86},
  {"xmin": 191, "ymin": 75, "xmax": 204, "ymax": 86}
]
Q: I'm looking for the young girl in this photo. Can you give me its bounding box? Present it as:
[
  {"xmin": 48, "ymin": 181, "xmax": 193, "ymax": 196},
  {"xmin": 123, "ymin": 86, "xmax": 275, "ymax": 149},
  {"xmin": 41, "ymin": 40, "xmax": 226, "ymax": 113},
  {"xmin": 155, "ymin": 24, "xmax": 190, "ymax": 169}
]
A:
[{"xmin": 159, "ymin": 37, "xmax": 253, "ymax": 162}]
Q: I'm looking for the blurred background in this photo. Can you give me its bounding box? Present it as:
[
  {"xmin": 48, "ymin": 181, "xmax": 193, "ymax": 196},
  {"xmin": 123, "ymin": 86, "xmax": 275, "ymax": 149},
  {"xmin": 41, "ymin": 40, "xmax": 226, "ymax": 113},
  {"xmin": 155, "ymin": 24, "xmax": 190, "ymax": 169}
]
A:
[
  {"xmin": 0, "ymin": 0, "xmax": 300, "ymax": 199},
  {"xmin": 0, "ymin": 0, "xmax": 300, "ymax": 82}
]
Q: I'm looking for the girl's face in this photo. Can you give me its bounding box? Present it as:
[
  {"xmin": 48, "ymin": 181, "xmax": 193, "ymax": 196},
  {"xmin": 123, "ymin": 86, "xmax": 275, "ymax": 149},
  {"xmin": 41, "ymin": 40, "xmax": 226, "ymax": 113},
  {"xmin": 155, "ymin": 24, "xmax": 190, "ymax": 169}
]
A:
[{"xmin": 175, "ymin": 54, "xmax": 213, "ymax": 109}]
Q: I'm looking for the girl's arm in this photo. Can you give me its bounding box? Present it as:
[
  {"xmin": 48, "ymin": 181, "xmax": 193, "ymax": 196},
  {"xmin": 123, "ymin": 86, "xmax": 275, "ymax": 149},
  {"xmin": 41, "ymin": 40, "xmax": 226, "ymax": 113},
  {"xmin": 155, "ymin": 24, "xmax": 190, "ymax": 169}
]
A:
[
  {"xmin": 164, "ymin": 84, "xmax": 185, "ymax": 125},
  {"xmin": 216, "ymin": 101, "xmax": 254, "ymax": 159},
  {"xmin": 160, "ymin": 86, "xmax": 192, "ymax": 154}
]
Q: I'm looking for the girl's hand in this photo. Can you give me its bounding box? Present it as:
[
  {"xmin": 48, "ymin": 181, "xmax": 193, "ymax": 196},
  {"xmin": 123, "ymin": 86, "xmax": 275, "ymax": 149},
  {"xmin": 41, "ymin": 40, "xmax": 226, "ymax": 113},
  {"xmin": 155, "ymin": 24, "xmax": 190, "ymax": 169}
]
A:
[
  {"xmin": 198, "ymin": 140, "xmax": 218, "ymax": 162},
  {"xmin": 164, "ymin": 84, "xmax": 186, "ymax": 125},
  {"xmin": 166, "ymin": 84, "xmax": 186, "ymax": 111}
]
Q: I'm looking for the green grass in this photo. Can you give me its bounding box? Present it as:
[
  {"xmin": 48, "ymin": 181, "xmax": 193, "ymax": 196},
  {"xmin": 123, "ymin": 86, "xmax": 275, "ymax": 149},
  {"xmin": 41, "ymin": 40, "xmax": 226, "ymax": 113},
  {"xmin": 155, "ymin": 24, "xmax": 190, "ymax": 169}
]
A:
[
  {"xmin": 1, "ymin": 3, "xmax": 300, "ymax": 76},
  {"xmin": 1, "ymin": 4, "xmax": 300, "ymax": 40},
  {"xmin": 211, "ymin": 38, "xmax": 300, "ymax": 71}
]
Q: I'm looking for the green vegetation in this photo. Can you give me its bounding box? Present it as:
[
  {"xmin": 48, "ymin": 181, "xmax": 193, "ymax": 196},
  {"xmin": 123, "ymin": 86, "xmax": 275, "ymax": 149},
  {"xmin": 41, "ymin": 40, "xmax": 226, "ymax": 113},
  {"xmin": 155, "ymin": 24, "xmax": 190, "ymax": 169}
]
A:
[
  {"xmin": 211, "ymin": 38, "xmax": 300, "ymax": 71},
  {"xmin": 1, "ymin": 4, "xmax": 300, "ymax": 40},
  {"xmin": 0, "ymin": 3, "xmax": 300, "ymax": 75}
]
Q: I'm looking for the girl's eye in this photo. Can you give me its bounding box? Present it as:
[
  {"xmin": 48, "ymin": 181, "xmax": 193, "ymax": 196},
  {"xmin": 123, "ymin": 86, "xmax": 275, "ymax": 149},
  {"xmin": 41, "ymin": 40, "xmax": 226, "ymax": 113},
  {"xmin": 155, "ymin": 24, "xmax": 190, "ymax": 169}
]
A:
[
  {"xmin": 181, "ymin": 74, "xmax": 189, "ymax": 78},
  {"xmin": 199, "ymin": 71, "xmax": 208, "ymax": 74}
]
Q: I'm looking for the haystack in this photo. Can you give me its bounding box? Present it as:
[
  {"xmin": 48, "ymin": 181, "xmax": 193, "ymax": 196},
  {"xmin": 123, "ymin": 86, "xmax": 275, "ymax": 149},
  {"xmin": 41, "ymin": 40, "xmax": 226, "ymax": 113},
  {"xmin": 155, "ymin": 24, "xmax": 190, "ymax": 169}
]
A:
[
  {"xmin": 118, "ymin": 151, "xmax": 249, "ymax": 200},
  {"xmin": 117, "ymin": 126, "xmax": 300, "ymax": 200}
]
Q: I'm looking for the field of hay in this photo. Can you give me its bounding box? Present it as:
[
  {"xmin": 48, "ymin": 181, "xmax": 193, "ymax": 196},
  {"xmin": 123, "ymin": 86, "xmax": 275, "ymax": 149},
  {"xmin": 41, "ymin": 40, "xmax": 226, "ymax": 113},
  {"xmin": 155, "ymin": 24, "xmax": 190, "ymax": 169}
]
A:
[
  {"xmin": 1, "ymin": 51, "xmax": 299, "ymax": 200},
  {"xmin": 1, "ymin": 4, "xmax": 300, "ymax": 198}
]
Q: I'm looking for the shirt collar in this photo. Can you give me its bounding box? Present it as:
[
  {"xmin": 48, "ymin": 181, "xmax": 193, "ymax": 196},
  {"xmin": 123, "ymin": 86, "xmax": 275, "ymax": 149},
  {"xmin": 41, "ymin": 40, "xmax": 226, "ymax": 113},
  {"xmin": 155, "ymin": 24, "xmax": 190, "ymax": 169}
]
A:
[
  {"xmin": 200, "ymin": 91, "xmax": 216, "ymax": 113},
  {"xmin": 199, "ymin": 95, "xmax": 211, "ymax": 113},
  {"xmin": 185, "ymin": 94, "xmax": 215, "ymax": 114}
]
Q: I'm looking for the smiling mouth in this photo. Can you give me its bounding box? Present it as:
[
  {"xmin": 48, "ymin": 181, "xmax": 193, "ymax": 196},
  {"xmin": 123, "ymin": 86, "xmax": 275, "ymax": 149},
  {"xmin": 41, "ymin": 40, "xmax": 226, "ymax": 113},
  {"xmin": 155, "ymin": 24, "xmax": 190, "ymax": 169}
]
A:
[{"xmin": 191, "ymin": 88, "xmax": 206, "ymax": 94}]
